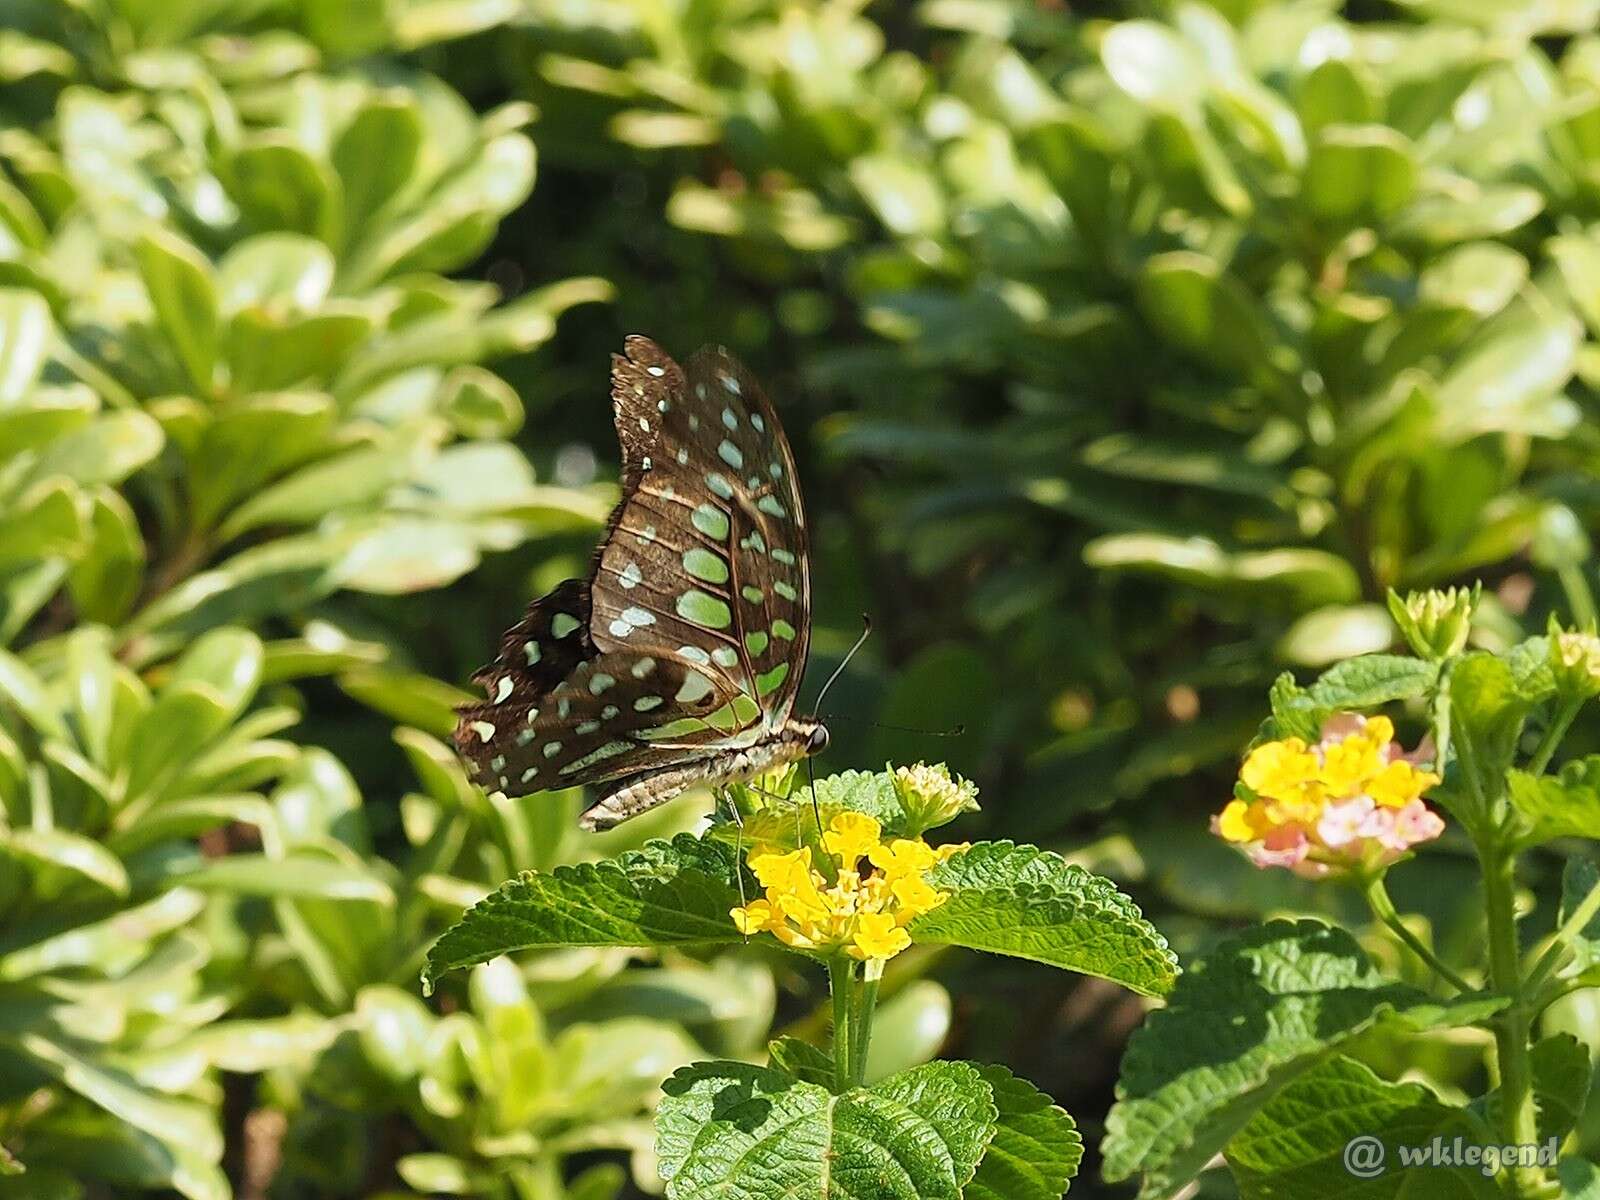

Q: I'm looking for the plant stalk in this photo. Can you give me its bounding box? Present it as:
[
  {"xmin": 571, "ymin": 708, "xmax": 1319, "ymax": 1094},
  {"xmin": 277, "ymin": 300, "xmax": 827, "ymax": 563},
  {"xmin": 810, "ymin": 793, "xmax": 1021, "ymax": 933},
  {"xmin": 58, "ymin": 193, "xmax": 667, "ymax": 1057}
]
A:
[
  {"xmin": 850, "ymin": 958, "xmax": 883, "ymax": 1087},
  {"xmin": 830, "ymin": 956, "xmax": 855, "ymax": 1092},
  {"xmin": 1527, "ymin": 697, "xmax": 1583, "ymax": 778},
  {"xmin": 1363, "ymin": 875, "xmax": 1471, "ymax": 994},
  {"xmin": 1480, "ymin": 844, "xmax": 1546, "ymax": 1196}
]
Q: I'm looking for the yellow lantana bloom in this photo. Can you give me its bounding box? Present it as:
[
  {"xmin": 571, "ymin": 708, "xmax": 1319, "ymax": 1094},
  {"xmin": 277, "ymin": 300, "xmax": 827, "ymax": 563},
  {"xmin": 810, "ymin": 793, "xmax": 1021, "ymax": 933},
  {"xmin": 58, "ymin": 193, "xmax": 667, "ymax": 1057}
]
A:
[{"xmin": 730, "ymin": 812, "xmax": 953, "ymax": 961}]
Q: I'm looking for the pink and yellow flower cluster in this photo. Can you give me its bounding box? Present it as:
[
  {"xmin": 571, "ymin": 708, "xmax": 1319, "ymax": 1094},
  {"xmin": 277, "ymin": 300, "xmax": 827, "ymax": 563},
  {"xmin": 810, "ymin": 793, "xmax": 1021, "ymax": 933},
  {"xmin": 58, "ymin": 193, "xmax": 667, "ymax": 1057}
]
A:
[
  {"xmin": 1214, "ymin": 714, "xmax": 1445, "ymax": 878},
  {"xmin": 730, "ymin": 812, "xmax": 963, "ymax": 961}
]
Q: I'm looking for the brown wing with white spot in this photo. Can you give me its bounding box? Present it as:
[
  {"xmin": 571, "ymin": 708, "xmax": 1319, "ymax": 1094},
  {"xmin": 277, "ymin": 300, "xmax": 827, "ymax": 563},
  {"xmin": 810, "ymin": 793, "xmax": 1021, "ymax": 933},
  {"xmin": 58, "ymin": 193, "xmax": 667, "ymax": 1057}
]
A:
[
  {"xmin": 454, "ymin": 335, "xmax": 813, "ymax": 797},
  {"xmin": 592, "ymin": 336, "xmax": 811, "ymax": 727},
  {"xmin": 454, "ymin": 650, "xmax": 749, "ymax": 794}
]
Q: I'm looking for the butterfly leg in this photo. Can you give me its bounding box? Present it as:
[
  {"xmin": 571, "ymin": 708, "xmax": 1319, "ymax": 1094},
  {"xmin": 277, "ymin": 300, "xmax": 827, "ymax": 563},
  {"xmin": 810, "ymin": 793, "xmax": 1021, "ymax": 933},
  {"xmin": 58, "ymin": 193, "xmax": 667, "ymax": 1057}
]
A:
[{"xmin": 718, "ymin": 786, "xmax": 749, "ymax": 915}]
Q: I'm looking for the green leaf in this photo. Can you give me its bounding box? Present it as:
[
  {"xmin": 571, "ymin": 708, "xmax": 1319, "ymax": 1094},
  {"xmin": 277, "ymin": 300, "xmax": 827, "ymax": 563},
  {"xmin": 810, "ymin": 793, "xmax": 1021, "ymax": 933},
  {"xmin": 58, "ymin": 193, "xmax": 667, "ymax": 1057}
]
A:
[
  {"xmin": 1084, "ymin": 534, "xmax": 1359, "ymax": 610},
  {"xmin": 1562, "ymin": 857, "xmax": 1600, "ymax": 972},
  {"xmin": 1226, "ymin": 1054, "xmax": 1497, "ymax": 1198},
  {"xmin": 863, "ymin": 981, "xmax": 950, "ymax": 1084},
  {"xmin": 1508, "ymin": 758, "xmax": 1600, "ymax": 846},
  {"xmin": 1562, "ymin": 1158, "xmax": 1600, "ymax": 1198},
  {"xmin": 656, "ymin": 1060, "xmax": 996, "ymax": 1200},
  {"xmin": 439, "ymin": 365, "xmax": 522, "ymax": 438},
  {"xmin": 1449, "ymin": 653, "xmax": 1530, "ymax": 814},
  {"xmin": 768, "ymin": 1037, "xmax": 837, "ymax": 1089},
  {"xmin": 332, "ymin": 97, "xmax": 423, "ymax": 240},
  {"xmin": 966, "ymin": 1064, "xmax": 1082, "ymax": 1200},
  {"xmin": 9, "ymin": 1032, "xmax": 222, "ymax": 1163},
  {"xmin": 422, "ymin": 836, "xmax": 744, "ymax": 991},
  {"xmin": 163, "ymin": 852, "xmax": 394, "ymax": 902},
  {"xmin": 168, "ymin": 628, "xmax": 263, "ymax": 724},
  {"xmin": 0, "ymin": 287, "xmax": 52, "ymax": 405},
  {"xmin": 1135, "ymin": 254, "xmax": 1274, "ymax": 379},
  {"xmin": 910, "ymin": 842, "xmax": 1178, "ymax": 997},
  {"xmin": 1433, "ymin": 310, "xmax": 1581, "ymax": 443},
  {"xmin": 215, "ymin": 233, "xmax": 334, "ymax": 312},
  {"xmin": 1478, "ymin": 1034, "xmax": 1591, "ymax": 1144},
  {"xmin": 133, "ymin": 228, "xmax": 219, "ymax": 395},
  {"xmin": 22, "ymin": 412, "xmax": 164, "ymax": 489},
  {"xmin": 218, "ymin": 428, "xmax": 434, "ymax": 540},
  {"xmin": 1303, "ymin": 126, "xmax": 1417, "ymax": 224},
  {"xmin": 0, "ymin": 481, "xmax": 86, "ymax": 567},
  {"xmin": 1307, "ymin": 654, "xmax": 1439, "ymax": 711},
  {"xmin": 220, "ymin": 136, "xmax": 339, "ymax": 242},
  {"xmin": 1420, "ymin": 242, "xmax": 1529, "ymax": 318},
  {"xmin": 850, "ymin": 156, "xmax": 946, "ymax": 237},
  {"xmin": 337, "ymin": 667, "xmax": 469, "ymax": 738},
  {"xmin": 186, "ymin": 392, "xmax": 335, "ymax": 529},
  {"xmin": 67, "ymin": 491, "xmax": 145, "ymax": 625},
  {"xmin": 1101, "ymin": 919, "xmax": 1507, "ymax": 1198},
  {"xmin": 1, "ymin": 827, "xmax": 128, "ymax": 896},
  {"xmin": 0, "ymin": 648, "xmax": 68, "ymax": 740},
  {"xmin": 0, "ymin": 889, "xmax": 203, "ymax": 981}
]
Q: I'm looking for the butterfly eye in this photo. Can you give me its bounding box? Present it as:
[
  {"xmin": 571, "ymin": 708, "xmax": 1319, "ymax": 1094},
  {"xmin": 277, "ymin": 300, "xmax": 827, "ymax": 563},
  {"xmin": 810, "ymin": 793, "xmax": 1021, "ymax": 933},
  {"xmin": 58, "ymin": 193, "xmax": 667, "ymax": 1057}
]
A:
[{"xmin": 807, "ymin": 726, "xmax": 830, "ymax": 755}]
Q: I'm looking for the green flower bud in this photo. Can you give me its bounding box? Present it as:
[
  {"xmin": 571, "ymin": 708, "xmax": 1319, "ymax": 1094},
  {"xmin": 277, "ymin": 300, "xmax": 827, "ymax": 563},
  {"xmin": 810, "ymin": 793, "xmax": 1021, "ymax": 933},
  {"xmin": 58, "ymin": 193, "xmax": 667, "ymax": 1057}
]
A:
[
  {"xmin": 1549, "ymin": 623, "xmax": 1600, "ymax": 702},
  {"xmin": 892, "ymin": 762, "xmax": 979, "ymax": 836},
  {"xmin": 1386, "ymin": 585, "xmax": 1479, "ymax": 660}
]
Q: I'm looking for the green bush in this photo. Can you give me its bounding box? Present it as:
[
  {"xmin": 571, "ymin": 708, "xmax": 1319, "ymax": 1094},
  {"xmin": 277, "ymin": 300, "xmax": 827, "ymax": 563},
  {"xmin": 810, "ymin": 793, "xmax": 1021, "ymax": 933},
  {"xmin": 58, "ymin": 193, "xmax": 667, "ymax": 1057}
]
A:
[
  {"xmin": 0, "ymin": 9, "xmax": 761, "ymax": 1199},
  {"xmin": 7, "ymin": 0, "xmax": 1600, "ymax": 1195},
  {"xmin": 512, "ymin": 0, "xmax": 1600, "ymax": 839}
]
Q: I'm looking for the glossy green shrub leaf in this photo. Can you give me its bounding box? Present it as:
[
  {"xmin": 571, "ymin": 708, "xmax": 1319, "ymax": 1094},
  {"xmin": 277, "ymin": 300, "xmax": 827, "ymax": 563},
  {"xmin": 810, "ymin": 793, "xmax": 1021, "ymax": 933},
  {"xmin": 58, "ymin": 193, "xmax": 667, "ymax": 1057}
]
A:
[
  {"xmin": 133, "ymin": 227, "xmax": 220, "ymax": 395},
  {"xmin": 1303, "ymin": 125, "xmax": 1417, "ymax": 223},
  {"xmin": 0, "ymin": 288, "xmax": 51, "ymax": 404}
]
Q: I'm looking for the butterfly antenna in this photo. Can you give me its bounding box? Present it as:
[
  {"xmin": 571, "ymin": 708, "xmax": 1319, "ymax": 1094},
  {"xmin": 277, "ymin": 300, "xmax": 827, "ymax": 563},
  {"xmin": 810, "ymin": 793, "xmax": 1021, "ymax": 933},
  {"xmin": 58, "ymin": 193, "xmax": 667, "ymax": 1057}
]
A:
[
  {"xmin": 865, "ymin": 721, "xmax": 966, "ymax": 737},
  {"xmin": 805, "ymin": 615, "xmax": 872, "ymax": 838},
  {"xmin": 814, "ymin": 615, "xmax": 872, "ymax": 716}
]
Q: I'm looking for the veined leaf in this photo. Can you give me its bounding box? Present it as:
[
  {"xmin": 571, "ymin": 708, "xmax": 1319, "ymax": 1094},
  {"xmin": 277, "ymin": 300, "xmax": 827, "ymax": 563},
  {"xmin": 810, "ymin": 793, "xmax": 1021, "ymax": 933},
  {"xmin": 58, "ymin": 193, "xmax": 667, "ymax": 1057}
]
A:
[
  {"xmin": 1509, "ymin": 759, "xmax": 1600, "ymax": 846},
  {"xmin": 656, "ymin": 1060, "xmax": 995, "ymax": 1200},
  {"xmin": 422, "ymin": 836, "xmax": 745, "ymax": 991},
  {"xmin": 1227, "ymin": 1054, "xmax": 1496, "ymax": 1198},
  {"xmin": 911, "ymin": 842, "xmax": 1178, "ymax": 997},
  {"xmin": 966, "ymin": 1064, "xmax": 1082, "ymax": 1200},
  {"xmin": 1102, "ymin": 919, "xmax": 1507, "ymax": 1198}
]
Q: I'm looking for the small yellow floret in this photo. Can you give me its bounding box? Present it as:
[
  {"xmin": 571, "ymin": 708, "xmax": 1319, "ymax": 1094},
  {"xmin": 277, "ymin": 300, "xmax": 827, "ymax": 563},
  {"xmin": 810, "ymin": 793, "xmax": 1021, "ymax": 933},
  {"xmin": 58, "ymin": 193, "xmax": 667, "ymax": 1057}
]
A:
[
  {"xmin": 849, "ymin": 912, "xmax": 911, "ymax": 960},
  {"xmin": 823, "ymin": 811, "xmax": 881, "ymax": 864}
]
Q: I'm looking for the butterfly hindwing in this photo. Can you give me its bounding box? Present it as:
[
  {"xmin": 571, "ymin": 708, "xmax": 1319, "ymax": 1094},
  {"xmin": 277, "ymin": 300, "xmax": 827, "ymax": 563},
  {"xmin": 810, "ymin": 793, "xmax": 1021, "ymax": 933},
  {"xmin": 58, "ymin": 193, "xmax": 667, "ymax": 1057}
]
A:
[{"xmin": 454, "ymin": 335, "xmax": 813, "ymax": 803}]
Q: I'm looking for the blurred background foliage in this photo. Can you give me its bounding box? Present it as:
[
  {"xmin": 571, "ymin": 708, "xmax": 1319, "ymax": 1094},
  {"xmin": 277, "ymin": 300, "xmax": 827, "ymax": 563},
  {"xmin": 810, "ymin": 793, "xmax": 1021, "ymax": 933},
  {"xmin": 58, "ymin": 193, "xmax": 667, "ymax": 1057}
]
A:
[{"xmin": 4, "ymin": 0, "xmax": 1600, "ymax": 1196}]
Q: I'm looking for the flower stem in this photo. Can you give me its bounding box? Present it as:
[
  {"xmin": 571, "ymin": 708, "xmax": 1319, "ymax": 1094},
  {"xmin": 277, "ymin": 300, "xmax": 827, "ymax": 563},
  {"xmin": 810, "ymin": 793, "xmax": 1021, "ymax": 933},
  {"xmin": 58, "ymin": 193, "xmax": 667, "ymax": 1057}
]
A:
[
  {"xmin": 1527, "ymin": 697, "xmax": 1582, "ymax": 778},
  {"xmin": 851, "ymin": 958, "xmax": 883, "ymax": 1086},
  {"xmin": 1524, "ymin": 873, "xmax": 1600, "ymax": 1003},
  {"xmin": 830, "ymin": 956, "xmax": 855, "ymax": 1092},
  {"xmin": 1363, "ymin": 876, "xmax": 1471, "ymax": 994},
  {"xmin": 1480, "ymin": 843, "xmax": 1547, "ymax": 1197}
]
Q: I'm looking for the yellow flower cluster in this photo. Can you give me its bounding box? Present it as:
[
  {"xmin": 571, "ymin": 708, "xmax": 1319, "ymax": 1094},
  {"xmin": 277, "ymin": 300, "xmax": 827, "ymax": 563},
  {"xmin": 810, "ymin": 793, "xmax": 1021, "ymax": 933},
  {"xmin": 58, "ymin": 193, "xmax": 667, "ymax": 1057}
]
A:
[
  {"xmin": 1214, "ymin": 714, "xmax": 1444, "ymax": 877},
  {"xmin": 730, "ymin": 812, "xmax": 963, "ymax": 961}
]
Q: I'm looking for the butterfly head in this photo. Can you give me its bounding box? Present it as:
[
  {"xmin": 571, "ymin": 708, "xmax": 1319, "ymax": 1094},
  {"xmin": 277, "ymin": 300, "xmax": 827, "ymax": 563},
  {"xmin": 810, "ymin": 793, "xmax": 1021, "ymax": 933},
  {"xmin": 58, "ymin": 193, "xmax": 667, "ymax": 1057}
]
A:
[{"xmin": 782, "ymin": 717, "xmax": 829, "ymax": 759}]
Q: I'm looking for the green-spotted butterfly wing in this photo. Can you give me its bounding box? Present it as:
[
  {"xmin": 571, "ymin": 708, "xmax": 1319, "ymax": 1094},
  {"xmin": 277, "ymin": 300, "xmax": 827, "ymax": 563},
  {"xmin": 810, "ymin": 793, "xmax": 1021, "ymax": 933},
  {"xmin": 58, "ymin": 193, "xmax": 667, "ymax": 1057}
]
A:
[{"xmin": 453, "ymin": 336, "xmax": 820, "ymax": 828}]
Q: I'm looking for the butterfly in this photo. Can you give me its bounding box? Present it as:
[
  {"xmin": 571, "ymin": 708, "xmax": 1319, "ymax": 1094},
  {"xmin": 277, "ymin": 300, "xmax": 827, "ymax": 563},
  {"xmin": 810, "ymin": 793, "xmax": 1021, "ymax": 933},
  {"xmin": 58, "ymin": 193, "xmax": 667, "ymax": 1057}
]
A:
[{"xmin": 453, "ymin": 335, "xmax": 828, "ymax": 830}]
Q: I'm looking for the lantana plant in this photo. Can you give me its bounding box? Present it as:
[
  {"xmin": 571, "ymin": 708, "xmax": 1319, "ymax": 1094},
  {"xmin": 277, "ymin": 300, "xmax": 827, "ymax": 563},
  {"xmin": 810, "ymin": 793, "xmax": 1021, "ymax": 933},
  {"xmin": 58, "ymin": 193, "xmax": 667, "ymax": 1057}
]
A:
[
  {"xmin": 1105, "ymin": 586, "xmax": 1600, "ymax": 1198},
  {"xmin": 425, "ymin": 763, "xmax": 1177, "ymax": 1199}
]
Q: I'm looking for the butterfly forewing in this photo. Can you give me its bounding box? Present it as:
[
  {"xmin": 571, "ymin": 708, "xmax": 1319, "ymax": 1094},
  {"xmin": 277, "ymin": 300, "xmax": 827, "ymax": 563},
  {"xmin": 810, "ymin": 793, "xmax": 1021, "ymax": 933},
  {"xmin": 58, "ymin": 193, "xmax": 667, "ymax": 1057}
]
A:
[{"xmin": 453, "ymin": 336, "xmax": 814, "ymax": 810}]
